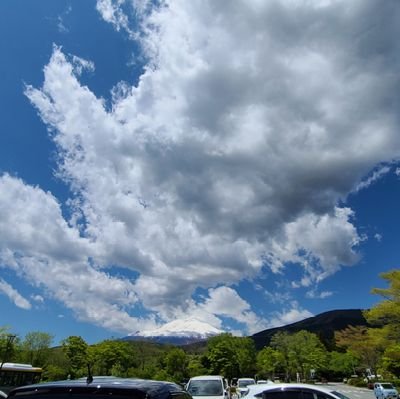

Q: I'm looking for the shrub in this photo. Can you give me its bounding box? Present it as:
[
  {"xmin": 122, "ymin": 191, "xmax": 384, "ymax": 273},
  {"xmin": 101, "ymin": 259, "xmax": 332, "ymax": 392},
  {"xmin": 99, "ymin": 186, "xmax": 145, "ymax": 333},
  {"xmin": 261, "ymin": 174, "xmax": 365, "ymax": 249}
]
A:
[{"xmin": 347, "ymin": 378, "xmax": 367, "ymax": 388}]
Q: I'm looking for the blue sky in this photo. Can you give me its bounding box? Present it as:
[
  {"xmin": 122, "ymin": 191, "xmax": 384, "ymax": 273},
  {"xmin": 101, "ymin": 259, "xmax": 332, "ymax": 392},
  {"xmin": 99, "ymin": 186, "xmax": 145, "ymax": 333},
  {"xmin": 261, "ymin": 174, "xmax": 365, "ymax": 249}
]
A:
[{"xmin": 1, "ymin": 0, "xmax": 399, "ymax": 345}]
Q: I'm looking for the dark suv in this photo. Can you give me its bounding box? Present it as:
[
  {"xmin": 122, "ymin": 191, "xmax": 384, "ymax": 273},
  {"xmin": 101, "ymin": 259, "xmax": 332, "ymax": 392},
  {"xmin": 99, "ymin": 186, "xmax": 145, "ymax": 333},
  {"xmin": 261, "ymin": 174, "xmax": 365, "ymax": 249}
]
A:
[{"xmin": 7, "ymin": 377, "xmax": 193, "ymax": 399}]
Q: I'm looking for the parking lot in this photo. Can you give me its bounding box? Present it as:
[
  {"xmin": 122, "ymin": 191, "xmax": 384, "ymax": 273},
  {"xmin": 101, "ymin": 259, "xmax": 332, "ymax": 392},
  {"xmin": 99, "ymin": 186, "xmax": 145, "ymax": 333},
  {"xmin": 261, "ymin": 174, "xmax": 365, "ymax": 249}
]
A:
[{"xmin": 319, "ymin": 383, "xmax": 375, "ymax": 399}]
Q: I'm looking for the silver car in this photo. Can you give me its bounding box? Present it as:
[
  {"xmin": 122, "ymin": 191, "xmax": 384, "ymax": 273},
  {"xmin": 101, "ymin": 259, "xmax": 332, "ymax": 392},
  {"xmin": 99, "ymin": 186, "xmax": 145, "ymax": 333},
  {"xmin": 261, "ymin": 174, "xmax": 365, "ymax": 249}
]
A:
[{"xmin": 374, "ymin": 383, "xmax": 399, "ymax": 399}]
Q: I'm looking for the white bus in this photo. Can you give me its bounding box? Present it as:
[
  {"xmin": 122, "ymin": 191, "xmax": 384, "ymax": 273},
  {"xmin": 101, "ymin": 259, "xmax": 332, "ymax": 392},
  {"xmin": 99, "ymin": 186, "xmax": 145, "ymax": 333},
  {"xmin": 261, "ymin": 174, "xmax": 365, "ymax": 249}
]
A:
[{"xmin": 0, "ymin": 363, "xmax": 42, "ymax": 395}]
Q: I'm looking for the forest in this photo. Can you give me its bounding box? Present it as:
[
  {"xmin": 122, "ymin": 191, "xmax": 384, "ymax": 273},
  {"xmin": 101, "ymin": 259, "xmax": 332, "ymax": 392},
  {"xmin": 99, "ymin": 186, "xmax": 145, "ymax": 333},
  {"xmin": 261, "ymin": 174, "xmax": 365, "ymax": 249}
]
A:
[{"xmin": 1, "ymin": 270, "xmax": 399, "ymax": 386}]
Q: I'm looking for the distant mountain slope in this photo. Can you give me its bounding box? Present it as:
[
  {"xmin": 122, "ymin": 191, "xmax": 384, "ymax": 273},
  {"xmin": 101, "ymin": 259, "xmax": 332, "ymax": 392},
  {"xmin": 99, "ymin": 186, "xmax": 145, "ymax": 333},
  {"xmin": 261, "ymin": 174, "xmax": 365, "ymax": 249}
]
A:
[
  {"xmin": 121, "ymin": 309, "xmax": 369, "ymax": 349},
  {"xmin": 251, "ymin": 309, "xmax": 369, "ymax": 350}
]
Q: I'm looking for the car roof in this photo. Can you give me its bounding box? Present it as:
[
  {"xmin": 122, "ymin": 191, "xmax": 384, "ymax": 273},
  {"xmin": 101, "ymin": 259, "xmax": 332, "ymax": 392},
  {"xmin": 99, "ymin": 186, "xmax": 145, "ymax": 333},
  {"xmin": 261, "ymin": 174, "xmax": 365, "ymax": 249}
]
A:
[
  {"xmin": 189, "ymin": 376, "xmax": 224, "ymax": 381},
  {"xmin": 376, "ymin": 383, "xmax": 395, "ymax": 387},
  {"xmin": 8, "ymin": 377, "xmax": 186, "ymax": 399},
  {"xmin": 245, "ymin": 383, "xmax": 340, "ymax": 396}
]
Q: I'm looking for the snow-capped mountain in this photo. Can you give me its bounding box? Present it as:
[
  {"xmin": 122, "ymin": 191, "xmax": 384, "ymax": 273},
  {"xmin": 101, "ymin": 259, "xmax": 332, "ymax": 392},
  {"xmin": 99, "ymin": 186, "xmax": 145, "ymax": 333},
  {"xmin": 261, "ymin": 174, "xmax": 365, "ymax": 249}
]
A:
[{"xmin": 123, "ymin": 318, "xmax": 223, "ymax": 345}]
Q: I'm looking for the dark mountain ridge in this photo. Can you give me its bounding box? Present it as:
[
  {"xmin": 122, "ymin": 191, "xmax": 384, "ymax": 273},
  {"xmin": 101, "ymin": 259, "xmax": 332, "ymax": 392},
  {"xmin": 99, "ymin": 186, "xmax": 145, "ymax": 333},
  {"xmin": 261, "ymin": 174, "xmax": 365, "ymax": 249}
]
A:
[{"xmin": 251, "ymin": 308, "xmax": 369, "ymax": 350}]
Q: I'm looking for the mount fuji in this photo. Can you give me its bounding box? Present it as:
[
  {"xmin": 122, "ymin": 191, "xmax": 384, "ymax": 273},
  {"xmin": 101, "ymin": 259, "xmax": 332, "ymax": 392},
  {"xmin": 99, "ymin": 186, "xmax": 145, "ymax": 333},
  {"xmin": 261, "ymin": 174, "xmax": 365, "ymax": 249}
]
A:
[{"xmin": 123, "ymin": 318, "xmax": 224, "ymax": 345}]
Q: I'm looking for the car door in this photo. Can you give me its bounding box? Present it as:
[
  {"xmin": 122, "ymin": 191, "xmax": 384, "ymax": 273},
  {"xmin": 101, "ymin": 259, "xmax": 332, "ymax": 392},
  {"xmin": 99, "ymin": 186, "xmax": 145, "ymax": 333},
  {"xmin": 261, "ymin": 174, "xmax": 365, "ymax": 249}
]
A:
[{"xmin": 374, "ymin": 384, "xmax": 382, "ymax": 399}]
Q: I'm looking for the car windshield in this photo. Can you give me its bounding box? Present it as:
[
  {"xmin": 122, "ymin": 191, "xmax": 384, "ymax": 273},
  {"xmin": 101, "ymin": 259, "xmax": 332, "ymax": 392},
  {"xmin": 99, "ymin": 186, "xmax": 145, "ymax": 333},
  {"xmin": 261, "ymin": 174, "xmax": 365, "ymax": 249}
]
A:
[
  {"xmin": 381, "ymin": 384, "xmax": 395, "ymax": 389},
  {"xmin": 239, "ymin": 381, "xmax": 254, "ymax": 387},
  {"xmin": 187, "ymin": 380, "xmax": 223, "ymax": 396},
  {"xmin": 331, "ymin": 391, "xmax": 351, "ymax": 399}
]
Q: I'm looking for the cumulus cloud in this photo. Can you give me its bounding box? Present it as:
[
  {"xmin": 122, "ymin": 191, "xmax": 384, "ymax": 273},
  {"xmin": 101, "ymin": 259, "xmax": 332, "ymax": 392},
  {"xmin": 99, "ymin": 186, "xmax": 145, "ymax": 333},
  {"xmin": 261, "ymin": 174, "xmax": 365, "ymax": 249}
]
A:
[
  {"xmin": 268, "ymin": 302, "xmax": 314, "ymax": 328},
  {"xmin": 1, "ymin": 0, "xmax": 399, "ymax": 334},
  {"xmin": 192, "ymin": 286, "xmax": 269, "ymax": 334},
  {"xmin": 268, "ymin": 207, "xmax": 362, "ymax": 284},
  {"xmin": 0, "ymin": 174, "xmax": 156, "ymax": 333}
]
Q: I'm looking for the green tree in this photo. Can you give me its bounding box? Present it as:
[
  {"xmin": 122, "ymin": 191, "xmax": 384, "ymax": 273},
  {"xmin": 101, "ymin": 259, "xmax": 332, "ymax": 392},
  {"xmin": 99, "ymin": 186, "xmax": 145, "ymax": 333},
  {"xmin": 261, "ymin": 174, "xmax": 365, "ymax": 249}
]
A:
[
  {"xmin": 326, "ymin": 351, "xmax": 359, "ymax": 379},
  {"xmin": 19, "ymin": 332, "xmax": 54, "ymax": 367},
  {"xmin": 90, "ymin": 340, "xmax": 136, "ymax": 376},
  {"xmin": 41, "ymin": 347, "xmax": 69, "ymax": 381},
  {"xmin": 256, "ymin": 347, "xmax": 282, "ymax": 379},
  {"xmin": 207, "ymin": 334, "xmax": 257, "ymax": 379},
  {"xmin": 364, "ymin": 270, "xmax": 400, "ymax": 376},
  {"xmin": 271, "ymin": 331, "xmax": 327, "ymax": 381},
  {"xmin": 165, "ymin": 348, "xmax": 188, "ymax": 382},
  {"xmin": 288, "ymin": 331, "xmax": 327, "ymax": 381},
  {"xmin": 335, "ymin": 326, "xmax": 383, "ymax": 376},
  {"xmin": 187, "ymin": 355, "xmax": 208, "ymax": 376},
  {"xmin": 270, "ymin": 332, "xmax": 292, "ymax": 381},
  {"xmin": 0, "ymin": 328, "xmax": 18, "ymax": 364},
  {"xmin": 61, "ymin": 336, "xmax": 89, "ymax": 378},
  {"xmin": 207, "ymin": 334, "xmax": 239, "ymax": 379},
  {"xmin": 365, "ymin": 270, "xmax": 400, "ymax": 341},
  {"xmin": 235, "ymin": 337, "xmax": 257, "ymax": 377},
  {"xmin": 380, "ymin": 344, "xmax": 400, "ymax": 377}
]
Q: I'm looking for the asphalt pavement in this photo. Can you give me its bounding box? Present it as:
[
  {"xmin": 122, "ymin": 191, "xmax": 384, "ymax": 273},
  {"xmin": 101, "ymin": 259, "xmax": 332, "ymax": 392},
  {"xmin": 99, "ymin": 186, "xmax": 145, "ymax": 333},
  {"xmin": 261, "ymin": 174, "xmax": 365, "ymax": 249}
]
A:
[{"xmin": 320, "ymin": 383, "xmax": 375, "ymax": 399}]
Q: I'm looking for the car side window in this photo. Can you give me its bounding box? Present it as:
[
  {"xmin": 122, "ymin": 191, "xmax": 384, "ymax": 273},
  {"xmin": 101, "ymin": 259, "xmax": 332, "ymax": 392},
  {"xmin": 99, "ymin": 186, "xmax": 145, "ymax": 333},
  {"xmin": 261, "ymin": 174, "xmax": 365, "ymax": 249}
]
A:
[
  {"xmin": 263, "ymin": 390, "xmax": 302, "ymax": 399},
  {"xmin": 301, "ymin": 391, "xmax": 314, "ymax": 399},
  {"xmin": 316, "ymin": 393, "xmax": 334, "ymax": 399},
  {"xmin": 172, "ymin": 392, "xmax": 192, "ymax": 399},
  {"xmin": 261, "ymin": 388, "xmax": 339, "ymax": 399}
]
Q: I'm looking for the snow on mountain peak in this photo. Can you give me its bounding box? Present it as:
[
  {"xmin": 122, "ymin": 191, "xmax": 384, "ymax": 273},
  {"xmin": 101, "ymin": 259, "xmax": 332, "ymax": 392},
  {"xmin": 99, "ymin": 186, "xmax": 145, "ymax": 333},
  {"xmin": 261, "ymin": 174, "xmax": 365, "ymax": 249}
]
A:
[{"xmin": 131, "ymin": 318, "xmax": 223, "ymax": 338}]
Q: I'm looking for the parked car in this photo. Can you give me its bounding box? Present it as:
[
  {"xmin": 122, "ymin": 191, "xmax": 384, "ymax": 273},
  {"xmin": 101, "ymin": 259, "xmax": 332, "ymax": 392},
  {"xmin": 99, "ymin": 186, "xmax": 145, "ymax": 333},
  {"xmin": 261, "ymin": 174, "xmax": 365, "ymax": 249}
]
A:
[
  {"xmin": 242, "ymin": 383, "xmax": 351, "ymax": 399},
  {"xmin": 186, "ymin": 375, "xmax": 229, "ymax": 399},
  {"xmin": 374, "ymin": 383, "xmax": 399, "ymax": 399},
  {"xmin": 237, "ymin": 379, "xmax": 256, "ymax": 396},
  {"xmin": 7, "ymin": 376, "xmax": 192, "ymax": 399}
]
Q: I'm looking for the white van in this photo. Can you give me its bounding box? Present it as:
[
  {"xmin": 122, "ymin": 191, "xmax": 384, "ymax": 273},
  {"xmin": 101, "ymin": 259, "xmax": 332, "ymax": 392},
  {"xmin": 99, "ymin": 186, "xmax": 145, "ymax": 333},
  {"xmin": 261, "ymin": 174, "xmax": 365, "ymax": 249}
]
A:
[{"xmin": 186, "ymin": 375, "xmax": 229, "ymax": 399}]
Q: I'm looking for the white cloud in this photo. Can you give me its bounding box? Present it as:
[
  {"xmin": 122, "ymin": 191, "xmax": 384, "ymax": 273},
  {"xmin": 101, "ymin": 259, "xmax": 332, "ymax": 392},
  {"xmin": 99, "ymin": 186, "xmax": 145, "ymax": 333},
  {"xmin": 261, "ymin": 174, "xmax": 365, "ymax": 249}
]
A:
[
  {"xmin": 31, "ymin": 294, "xmax": 44, "ymax": 303},
  {"xmin": 267, "ymin": 207, "xmax": 362, "ymax": 284},
  {"xmin": 151, "ymin": 286, "xmax": 269, "ymax": 335},
  {"xmin": 57, "ymin": 5, "xmax": 72, "ymax": 33},
  {"xmin": 201, "ymin": 287, "xmax": 269, "ymax": 334},
  {"xmin": 1, "ymin": 0, "xmax": 399, "ymax": 335},
  {"xmin": 0, "ymin": 278, "xmax": 31, "ymax": 310},
  {"xmin": 264, "ymin": 290, "xmax": 292, "ymax": 305},
  {"xmin": 95, "ymin": 0, "xmax": 131, "ymax": 34},
  {"xmin": 269, "ymin": 303, "xmax": 314, "ymax": 328},
  {"xmin": 305, "ymin": 290, "xmax": 333, "ymax": 299},
  {"xmin": 354, "ymin": 165, "xmax": 391, "ymax": 192},
  {"xmin": 95, "ymin": 0, "xmax": 152, "ymax": 39},
  {"xmin": 0, "ymin": 174, "xmax": 158, "ymax": 333}
]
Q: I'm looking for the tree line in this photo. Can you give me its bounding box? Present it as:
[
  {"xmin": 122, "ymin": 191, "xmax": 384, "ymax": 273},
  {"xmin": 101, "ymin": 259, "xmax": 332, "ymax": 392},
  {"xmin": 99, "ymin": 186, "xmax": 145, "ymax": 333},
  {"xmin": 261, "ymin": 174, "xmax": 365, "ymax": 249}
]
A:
[{"xmin": 1, "ymin": 269, "xmax": 399, "ymax": 386}]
